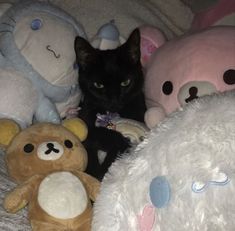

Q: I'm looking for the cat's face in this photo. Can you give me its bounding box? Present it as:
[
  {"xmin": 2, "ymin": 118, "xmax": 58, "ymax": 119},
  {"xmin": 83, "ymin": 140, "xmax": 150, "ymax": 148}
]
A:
[{"xmin": 74, "ymin": 29, "xmax": 144, "ymax": 112}]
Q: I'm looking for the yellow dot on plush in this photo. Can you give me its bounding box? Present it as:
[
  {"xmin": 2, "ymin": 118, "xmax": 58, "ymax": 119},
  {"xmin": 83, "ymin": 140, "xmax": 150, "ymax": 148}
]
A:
[
  {"xmin": 0, "ymin": 119, "xmax": 20, "ymax": 147},
  {"xmin": 62, "ymin": 118, "xmax": 88, "ymax": 142}
]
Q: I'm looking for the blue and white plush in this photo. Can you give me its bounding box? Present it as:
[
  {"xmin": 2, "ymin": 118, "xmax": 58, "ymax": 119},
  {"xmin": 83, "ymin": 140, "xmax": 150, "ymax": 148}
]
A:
[
  {"xmin": 0, "ymin": 56, "xmax": 39, "ymax": 128},
  {"xmin": 0, "ymin": 0, "xmax": 86, "ymax": 126},
  {"xmin": 91, "ymin": 20, "xmax": 126, "ymax": 50},
  {"xmin": 92, "ymin": 90, "xmax": 235, "ymax": 231}
]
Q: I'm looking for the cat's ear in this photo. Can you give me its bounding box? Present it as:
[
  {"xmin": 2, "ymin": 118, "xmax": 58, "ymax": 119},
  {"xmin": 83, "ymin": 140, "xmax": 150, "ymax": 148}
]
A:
[
  {"xmin": 74, "ymin": 36, "xmax": 96, "ymax": 69},
  {"xmin": 124, "ymin": 28, "xmax": 141, "ymax": 64}
]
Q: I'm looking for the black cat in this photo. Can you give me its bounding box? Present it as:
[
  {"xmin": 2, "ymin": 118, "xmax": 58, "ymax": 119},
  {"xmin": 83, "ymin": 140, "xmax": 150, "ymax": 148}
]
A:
[{"xmin": 74, "ymin": 28, "xmax": 146, "ymax": 180}]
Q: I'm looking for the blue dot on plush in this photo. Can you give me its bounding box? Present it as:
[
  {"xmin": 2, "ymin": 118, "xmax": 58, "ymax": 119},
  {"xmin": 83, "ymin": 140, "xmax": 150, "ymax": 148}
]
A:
[
  {"xmin": 31, "ymin": 19, "xmax": 43, "ymax": 30},
  {"xmin": 73, "ymin": 62, "xmax": 79, "ymax": 70},
  {"xmin": 149, "ymin": 176, "xmax": 171, "ymax": 208}
]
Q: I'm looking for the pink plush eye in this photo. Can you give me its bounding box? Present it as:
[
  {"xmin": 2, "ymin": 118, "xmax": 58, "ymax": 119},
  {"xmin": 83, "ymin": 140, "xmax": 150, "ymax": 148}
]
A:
[
  {"xmin": 162, "ymin": 81, "xmax": 173, "ymax": 95},
  {"xmin": 223, "ymin": 69, "xmax": 235, "ymax": 85}
]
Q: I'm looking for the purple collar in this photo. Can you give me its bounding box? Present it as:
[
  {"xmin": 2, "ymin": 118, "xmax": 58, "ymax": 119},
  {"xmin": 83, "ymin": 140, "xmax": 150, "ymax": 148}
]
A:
[{"xmin": 95, "ymin": 112, "xmax": 120, "ymax": 129}]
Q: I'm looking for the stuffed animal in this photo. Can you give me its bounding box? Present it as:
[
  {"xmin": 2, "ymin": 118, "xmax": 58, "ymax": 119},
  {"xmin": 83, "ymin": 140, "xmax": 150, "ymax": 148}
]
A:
[
  {"xmin": 95, "ymin": 112, "xmax": 149, "ymax": 145},
  {"xmin": 139, "ymin": 25, "xmax": 166, "ymax": 68},
  {"xmin": 91, "ymin": 20, "xmax": 126, "ymax": 50},
  {"xmin": 2, "ymin": 118, "xmax": 100, "ymax": 231},
  {"xmin": 93, "ymin": 112, "xmax": 149, "ymax": 165},
  {"xmin": 92, "ymin": 90, "xmax": 235, "ymax": 231},
  {"xmin": 0, "ymin": 0, "xmax": 87, "ymax": 123},
  {"xmin": 0, "ymin": 55, "xmax": 40, "ymax": 128},
  {"xmin": 111, "ymin": 118, "xmax": 149, "ymax": 145},
  {"xmin": 0, "ymin": 119, "xmax": 20, "ymax": 148},
  {"xmin": 140, "ymin": 26, "xmax": 235, "ymax": 128}
]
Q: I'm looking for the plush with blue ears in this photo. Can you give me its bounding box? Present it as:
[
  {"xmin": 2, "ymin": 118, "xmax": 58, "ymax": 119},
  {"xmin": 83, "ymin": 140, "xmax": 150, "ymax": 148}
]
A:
[{"xmin": 0, "ymin": 0, "xmax": 86, "ymax": 126}]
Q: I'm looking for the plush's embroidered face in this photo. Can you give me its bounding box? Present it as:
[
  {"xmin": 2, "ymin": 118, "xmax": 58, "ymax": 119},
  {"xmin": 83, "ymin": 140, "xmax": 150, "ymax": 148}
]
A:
[
  {"xmin": 5, "ymin": 123, "xmax": 87, "ymax": 183},
  {"xmin": 13, "ymin": 12, "xmax": 77, "ymax": 86},
  {"xmin": 0, "ymin": 1, "xmax": 86, "ymax": 119},
  {"xmin": 144, "ymin": 27, "xmax": 235, "ymax": 115}
]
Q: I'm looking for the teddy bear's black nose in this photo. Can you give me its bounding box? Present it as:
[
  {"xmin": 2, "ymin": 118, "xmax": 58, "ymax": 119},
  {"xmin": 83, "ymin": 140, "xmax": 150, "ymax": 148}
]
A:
[
  {"xmin": 45, "ymin": 143, "xmax": 60, "ymax": 155},
  {"xmin": 185, "ymin": 86, "xmax": 199, "ymax": 103}
]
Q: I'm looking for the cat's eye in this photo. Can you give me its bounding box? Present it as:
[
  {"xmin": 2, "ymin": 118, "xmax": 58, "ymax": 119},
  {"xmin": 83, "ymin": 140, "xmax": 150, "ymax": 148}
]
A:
[
  {"xmin": 121, "ymin": 79, "xmax": 131, "ymax": 87},
  {"xmin": 31, "ymin": 19, "xmax": 43, "ymax": 30},
  {"xmin": 94, "ymin": 82, "xmax": 104, "ymax": 89}
]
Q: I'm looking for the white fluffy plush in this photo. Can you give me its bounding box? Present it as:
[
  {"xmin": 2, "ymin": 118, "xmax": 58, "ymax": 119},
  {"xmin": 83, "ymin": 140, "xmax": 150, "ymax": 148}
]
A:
[{"xmin": 92, "ymin": 90, "xmax": 235, "ymax": 231}]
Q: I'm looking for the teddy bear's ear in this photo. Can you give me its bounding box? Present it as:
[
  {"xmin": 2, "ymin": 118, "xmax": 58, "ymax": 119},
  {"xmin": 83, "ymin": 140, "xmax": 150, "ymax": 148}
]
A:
[
  {"xmin": 139, "ymin": 26, "xmax": 166, "ymax": 68},
  {"xmin": 0, "ymin": 119, "xmax": 21, "ymax": 148},
  {"xmin": 62, "ymin": 118, "xmax": 88, "ymax": 142}
]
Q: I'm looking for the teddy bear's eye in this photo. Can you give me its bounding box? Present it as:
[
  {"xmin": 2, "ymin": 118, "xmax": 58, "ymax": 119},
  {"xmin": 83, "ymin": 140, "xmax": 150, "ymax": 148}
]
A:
[
  {"xmin": 23, "ymin": 143, "xmax": 34, "ymax": 153},
  {"xmin": 162, "ymin": 81, "xmax": 173, "ymax": 95},
  {"xmin": 64, "ymin": 140, "xmax": 73, "ymax": 148}
]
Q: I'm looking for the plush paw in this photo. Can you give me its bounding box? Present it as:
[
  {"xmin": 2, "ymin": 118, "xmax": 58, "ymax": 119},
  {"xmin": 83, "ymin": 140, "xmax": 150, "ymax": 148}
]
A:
[
  {"xmin": 4, "ymin": 191, "xmax": 28, "ymax": 213},
  {"xmin": 144, "ymin": 107, "xmax": 166, "ymax": 129}
]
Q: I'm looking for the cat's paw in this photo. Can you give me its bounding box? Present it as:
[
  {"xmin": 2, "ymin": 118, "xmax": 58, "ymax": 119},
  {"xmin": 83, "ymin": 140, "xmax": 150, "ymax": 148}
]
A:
[{"xmin": 114, "ymin": 134, "xmax": 131, "ymax": 153}]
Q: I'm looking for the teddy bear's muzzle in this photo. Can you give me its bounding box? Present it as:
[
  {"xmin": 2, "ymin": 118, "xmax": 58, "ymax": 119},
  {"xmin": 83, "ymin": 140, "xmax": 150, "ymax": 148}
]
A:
[{"xmin": 37, "ymin": 141, "xmax": 64, "ymax": 160}]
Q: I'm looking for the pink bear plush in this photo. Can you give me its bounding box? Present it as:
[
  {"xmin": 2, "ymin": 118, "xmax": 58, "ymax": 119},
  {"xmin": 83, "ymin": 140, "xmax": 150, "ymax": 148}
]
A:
[{"xmin": 140, "ymin": 26, "xmax": 235, "ymax": 129}]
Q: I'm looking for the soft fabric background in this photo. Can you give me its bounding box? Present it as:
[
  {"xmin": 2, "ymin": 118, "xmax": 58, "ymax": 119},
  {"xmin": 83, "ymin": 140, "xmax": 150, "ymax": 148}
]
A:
[
  {"xmin": 0, "ymin": 0, "xmax": 194, "ymax": 39},
  {"xmin": 0, "ymin": 0, "xmax": 193, "ymax": 230},
  {"xmin": 49, "ymin": 0, "xmax": 193, "ymax": 39},
  {"xmin": 0, "ymin": 149, "xmax": 30, "ymax": 230}
]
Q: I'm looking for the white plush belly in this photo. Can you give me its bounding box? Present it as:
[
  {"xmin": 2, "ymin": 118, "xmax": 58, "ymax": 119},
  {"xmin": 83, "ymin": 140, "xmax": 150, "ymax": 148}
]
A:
[{"xmin": 38, "ymin": 171, "xmax": 88, "ymax": 219}]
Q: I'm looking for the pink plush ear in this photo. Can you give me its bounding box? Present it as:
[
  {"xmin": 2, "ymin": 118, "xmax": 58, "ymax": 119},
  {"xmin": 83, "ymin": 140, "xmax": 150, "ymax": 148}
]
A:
[
  {"xmin": 191, "ymin": 0, "xmax": 235, "ymax": 31},
  {"xmin": 139, "ymin": 26, "xmax": 166, "ymax": 68}
]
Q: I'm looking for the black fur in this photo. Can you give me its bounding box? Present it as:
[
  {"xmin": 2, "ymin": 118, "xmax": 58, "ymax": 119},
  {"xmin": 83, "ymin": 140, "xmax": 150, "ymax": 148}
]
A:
[{"xmin": 74, "ymin": 29, "xmax": 146, "ymax": 180}]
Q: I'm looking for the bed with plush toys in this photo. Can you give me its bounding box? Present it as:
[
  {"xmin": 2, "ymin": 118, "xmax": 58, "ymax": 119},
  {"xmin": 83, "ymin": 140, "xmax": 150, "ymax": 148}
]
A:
[{"xmin": 0, "ymin": 0, "xmax": 234, "ymax": 230}]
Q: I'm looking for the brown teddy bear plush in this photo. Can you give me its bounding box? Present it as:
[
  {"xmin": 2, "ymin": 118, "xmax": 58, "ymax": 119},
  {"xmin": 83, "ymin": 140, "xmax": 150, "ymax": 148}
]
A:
[{"xmin": 2, "ymin": 118, "xmax": 100, "ymax": 231}]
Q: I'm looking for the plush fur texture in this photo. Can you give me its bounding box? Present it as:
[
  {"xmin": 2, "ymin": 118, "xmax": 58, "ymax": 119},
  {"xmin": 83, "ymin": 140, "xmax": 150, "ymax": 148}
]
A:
[
  {"xmin": 2, "ymin": 120, "xmax": 100, "ymax": 231},
  {"xmin": 74, "ymin": 28, "xmax": 146, "ymax": 180},
  {"xmin": 0, "ymin": 0, "xmax": 86, "ymax": 125},
  {"xmin": 0, "ymin": 149, "xmax": 31, "ymax": 230},
  {"xmin": 92, "ymin": 90, "xmax": 235, "ymax": 231}
]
